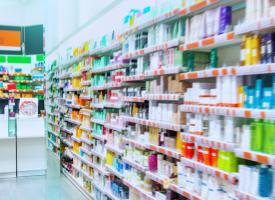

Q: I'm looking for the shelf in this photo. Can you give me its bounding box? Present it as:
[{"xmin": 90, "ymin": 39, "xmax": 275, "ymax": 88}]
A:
[
  {"xmin": 121, "ymin": 75, "xmax": 144, "ymax": 82},
  {"xmin": 48, "ymin": 130, "xmax": 59, "ymax": 137},
  {"xmin": 179, "ymin": 32, "xmax": 240, "ymax": 52},
  {"xmin": 80, "ymin": 137, "xmax": 92, "ymax": 145},
  {"xmin": 90, "ymin": 133, "xmax": 106, "ymax": 142},
  {"xmin": 91, "ymin": 180, "xmax": 105, "ymax": 195},
  {"xmin": 79, "ymin": 110, "xmax": 92, "ymax": 116},
  {"xmin": 121, "ymin": 138, "xmax": 146, "ymax": 150},
  {"xmin": 91, "ymin": 118, "xmax": 105, "ymax": 125},
  {"xmin": 180, "ymin": 105, "xmax": 275, "ymax": 120},
  {"xmin": 81, "ymin": 169, "xmax": 93, "ymax": 181},
  {"xmin": 11, "ymin": 90, "xmax": 33, "ymax": 93},
  {"xmin": 105, "ymin": 144, "xmax": 124, "ymax": 156},
  {"xmin": 235, "ymin": 64, "xmax": 275, "ymax": 76},
  {"xmin": 80, "ymin": 66, "xmax": 91, "ymax": 73},
  {"xmin": 60, "ymin": 127, "xmax": 73, "ymax": 134},
  {"xmin": 145, "ymin": 171, "xmax": 164, "ymax": 185},
  {"xmin": 90, "ymin": 48, "xmax": 102, "ymax": 56},
  {"xmin": 144, "ymin": 67, "xmax": 181, "ymax": 77},
  {"xmin": 79, "ymin": 95, "xmax": 91, "ymax": 100},
  {"xmin": 181, "ymin": 157, "xmax": 237, "ymax": 183},
  {"xmin": 9, "ymin": 80, "xmax": 32, "ymax": 83},
  {"xmin": 64, "ymin": 104, "xmax": 81, "ymax": 109},
  {"xmin": 33, "ymin": 79, "xmax": 46, "ymax": 82},
  {"xmin": 105, "ymin": 190, "xmax": 119, "ymax": 200},
  {"xmin": 91, "ymin": 64, "xmax": 121, "ymax": 73},
  {"xmin": 47, "ymin": 112, "xmax": 59, "ymax": 116},
  {"xmin": 123, "ymin": 179, "xmax": 157, "ymax": 200},
  {"xmin": 63, "ymin": 139, "xmax": 73, "ymax": 147},
  {"xmin": 71, "ymin": 136, "xmax": 81, "ymax": 143},
  {"xmin": 180, "ymin": 67, "xmax": 234, "ymax": 80},
  {"xmin": 70, "ymin": 72, "xmax": 82, "ymax": 78},
  {"xmin": 121, "ymin": 96, "xmax": 144, "ymax": 102},
  {"xmin": 59, "ymin": 73, "xmax": 71, "ymax": 79},
  {"xmin": 79, "ymin": 147, "xmax": 92, "ymax": 156},
  {"xmin": 89, "ymin": 86, "xmax": 104, "ymax": 91},
  {"xmin": 104, "ymin": 103, "xmax": 122, "ymax": 108},
  {"xmin": 122, "ymin": 8, "xmax": 179, "ymax": 37},
  {"xmin": 102, "ymin": 42, "xmax": 121, "ymax": 53},
  {"xmin": 63, "ymin": 169, "xmax": 95, "ymax": 200},
  {"xmin": 235, "ymin": 148, "xmax": 275, "ymax": 166},
  {"xmin": 79, "ymin": 80, "xmax": 91, "ymax": 86},
  {"xmin": 90, "ymin": 103, "xmax": 105, "ymax": 109},
  {"xmin": 181, "ymin": 132, "xmax": 235, "ymax": 152},
  {"xmin": 90, "ymin": 149, "xmax": 105, "ymax": 160},
  {"xmin": 104, "ymin": 123, "xmax": 124, "ymax": 132},
  {"xmin": 147, "ymin": 143, "xmax": 182, "ymax": 159},
  {"xmin": 80, "ymin": 125, "xmax": 92, "ymax": 132},
  {"xmin": 144, "ymin": 94, "xmax": 182, "ymax": 101},
  {"xmin": 72, "ymin": 164, "xmax": 81, "ymax": 172},
  {"xmin": 235, "ymin": 17, "xmax": 275, "ymax": 35},
  {"xmin": 122, "ymin": 157, "xmax": 147, "ymax": 173},
  {"xmin": 105, "ymin": 164, "xmax": 123, "ymax": 179},
  {"xmin": 48, "ymin": 138, "xmax": 60, "ymax": 148},
  {"xmin": 0, "ymin": 72, "xmax": 9, "ymax": 75},
  {"xmin": 48, "ymin": 121, "xmax": 59, "ymax": 127},
  {"xmin": 33, "ymin": 68, "xmax": 44, "ymax": 71},
  {"xmin": 48, "ymin": 147, "xmax": 60, "ymax": 161},
  {"xmin": 171, "ymin": 184, "xmax": 202, "ymax": 200},
  {"xmin": 64, "ymin": 88, "xmax": 81, "ymax": 92},
  {"xmin": 64, "ymin": 151, "xmax": 74, "ymax": 159},
  {"xmin": 64, "ymin": 118, "xmax": 82, "ymax": 125},
  {"xmin": 122, "ymin": 116, "xmax": 183, "ymax": 132},
  {"xmin": 103, "ymin": 82, "xmax": 121, "ymax": 89},
  {"xmin": 121, "ymin": 38, "xmax": 180, "ymax": 60},
  {"xmin": 33, "ymin": 90, "xmax": 44, "ymax": 93},
  {"xmin": 62, "ymin": 57, "xmax": 80, "ymax": 69},
  {"xmin": 234, "ymin": 189, "xmax": 266, "ymax": 200}
]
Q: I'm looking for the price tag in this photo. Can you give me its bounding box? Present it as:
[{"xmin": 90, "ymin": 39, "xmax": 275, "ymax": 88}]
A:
[{"xmin": 261, "ymin": 18, "xmax": 271, "ymax": 28}]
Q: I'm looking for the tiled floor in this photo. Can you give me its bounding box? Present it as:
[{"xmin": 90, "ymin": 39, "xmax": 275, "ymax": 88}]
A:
[{"xmin": 0, "ymin": 150, "xmax": 88, "ymax": 200}]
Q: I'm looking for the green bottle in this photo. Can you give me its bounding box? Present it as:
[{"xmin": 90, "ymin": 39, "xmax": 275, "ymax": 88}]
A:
[
  {"xmin": 263, "ymin": 120, "xmax": 275, "ymax": 154},
  {"xmin": 218, "ymin": 150, "xmax": 225, "ymax": 171},
  {"xmin": 251, "ymin": 119, "xmax": 263, "ymax": 152}
]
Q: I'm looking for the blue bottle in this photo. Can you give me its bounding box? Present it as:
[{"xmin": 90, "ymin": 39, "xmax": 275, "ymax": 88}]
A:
[{"xmin": 259, "ymin": 164, "xmax": 270, "ymax": 197}]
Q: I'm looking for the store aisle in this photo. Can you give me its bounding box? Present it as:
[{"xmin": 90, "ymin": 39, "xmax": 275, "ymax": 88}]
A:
[{"xmin": 0, "ymin": 150, "xmax": 88, "ymax": 200}]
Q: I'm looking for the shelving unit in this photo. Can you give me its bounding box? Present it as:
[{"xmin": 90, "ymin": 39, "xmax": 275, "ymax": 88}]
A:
[{"xmin": 44, "ymin": 0, "xmax": 275, "ymax": 199}]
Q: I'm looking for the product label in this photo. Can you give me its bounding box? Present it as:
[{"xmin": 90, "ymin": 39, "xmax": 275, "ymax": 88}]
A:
[
  {"xmin": 241, "ymin": 49, "xmax": 245, "ymax": 60},
  {"xmin": 252, "ymin": 49, "xmax": 256, "ymax": 57},
  {"xmin": 266, "ymin": 91, "xmax": 272, "ymax": 96},
  {"xmin": 261, "ymin": 46, "xmax": 266, "ymax": 54},
  {"xmin": 246, "ymin": 48, "xmax": 250, "ymax": 55},
  {"xmin": 249, "ymin": 96, "xmax": 253, "ymax": 104}
]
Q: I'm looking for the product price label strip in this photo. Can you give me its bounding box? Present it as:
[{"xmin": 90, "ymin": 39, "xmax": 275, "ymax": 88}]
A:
[
  {"xmin": 235, "ymin": 17, "xmax": 275, "ymax": 35},
  {"xmin": 91, "ymin": 64, "xmax": 121, "ymax": 73},
  {"xmin": 180, "ymin": 67, "xmax": 234, "ymax": 80},
  {"xmin": 181, "ymin": 157, "xmax": 237, "ymax": 183},
  {"xmin": 144, "ymin": 94, "xmax": 181, "ymax": 101},
  {"xmin": 104, "ymin": 123, "xmax": 124, "ymax": 132},
  {"xmin": 235, "ymin": 148, "xmax": 275, "ymax": 166},
  {"xmin": 181, "ymin": 133, "xmax": 235, "ymax": 152},
  {"xmin": 123, "ymin": 9, "xmax": 179, "ymax": 36},
  {"xmin": 121, "ymin": 96, "xmax": 144, "ymax": 102},
  {"xmin": 80, "ymin": 126, "xmax": 92, "ymax": 132},
  {"xmin": 234, "ymin": 189, "xmax": 266, "ymax": 200},
  {"xmin": 121, "ymin": 138, "xmax": 146, "ymax": 150},
  {"xmin": 79, "ymin": 147, "xmax": 92, "ymax": 156},
  {"xmin": 147, "ymin": 143, "xmax": 182, "ymax": 159},
  {"xmin": 122, "ymin": 157, "xmax": 147, "ymax": 173},
  {"xmin": 179, "ymin": 32, "xmax": 235, "ymax": 51},
  {"xmin": 171, "ymin": 184, "xmax": 202, "ymax": 200},
  {"xmin": 181, "ymin": 105, "xmax": 275, "ymax": 120},
  {"xmin": 102, "ymin": 42, "xmax": 120, "ymax": 52},
  {"xmin": 105, "ymin": 144, "xmax": 124, "ymax": 156},
  {"xmin": 144, "ymin": 67, "xmax": 179, "ymax": 77},
  {"xmin": 123, "ymin": 179, "xmax": 157, "ymax": 200},
  {"xmin": 121, "ymin": 74, "xmax": 144, "ymax": 82},
  {"xmin": 91, "ymin": 133, "xmax": 106, "ymax": 141},
  {"xmin": 105, "ymin": 164, "xmax": 123, "ymax": 179},
  {"xmin": 122, "ymin": 116, "xmax": 182, "ymax": 132},
  {"xmin": 90, "ymin": 118, "xmax": 105, "ymax": 125}
]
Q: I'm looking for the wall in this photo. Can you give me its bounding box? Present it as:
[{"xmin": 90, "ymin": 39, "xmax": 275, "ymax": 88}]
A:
[
  {"xmin": 45, "ymin": 0, "xmax": 156, "ymax": 65},
  {"xmin": 0, "ymin": 0, "xmax": 44, "ymax": 26}
]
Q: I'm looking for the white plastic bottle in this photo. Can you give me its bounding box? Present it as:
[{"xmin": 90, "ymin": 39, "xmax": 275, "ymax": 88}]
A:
[{"xmin": 4, "ymin": 105, "xmax": 8, "ymax": 119}]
